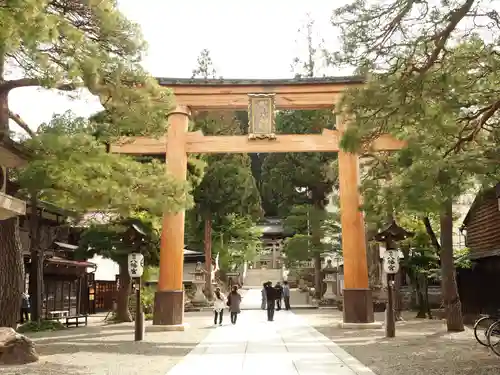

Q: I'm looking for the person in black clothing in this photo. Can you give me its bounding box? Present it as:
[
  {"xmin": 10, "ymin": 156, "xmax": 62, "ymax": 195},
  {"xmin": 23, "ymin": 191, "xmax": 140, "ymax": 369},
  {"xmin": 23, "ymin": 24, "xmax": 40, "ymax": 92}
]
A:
[
  {"xmin": 283, "ymin": 281, "xmax": 291, "ymax": 310},
  {"xmin": 274, "ymin": 282, "xmax": 283, "ymax": 311},
  {"xmin": 20, "ymin": 292, "xmax": 30, "ymax": 324},
  {"xmin": 265, "ymin": 281, "xmax": 276, "ymax": 321}
]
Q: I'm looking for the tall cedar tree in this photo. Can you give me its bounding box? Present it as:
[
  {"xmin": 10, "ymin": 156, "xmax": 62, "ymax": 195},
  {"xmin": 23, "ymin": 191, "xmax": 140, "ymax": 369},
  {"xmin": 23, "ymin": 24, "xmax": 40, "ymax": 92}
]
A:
[
  {"xmin": 330, "ymin": 0, "xmax": 500, "ymax": 331},
  {"xmin": 0, "ymin": 2, "xmax": 188, "ymax": 327},
  {"xmin": 189, "ymin": 49, "xmax": 262, "ymax": 295},
  {"xmin": 261, "ymin": 18, "xmax": 338, "ymax": 297}
]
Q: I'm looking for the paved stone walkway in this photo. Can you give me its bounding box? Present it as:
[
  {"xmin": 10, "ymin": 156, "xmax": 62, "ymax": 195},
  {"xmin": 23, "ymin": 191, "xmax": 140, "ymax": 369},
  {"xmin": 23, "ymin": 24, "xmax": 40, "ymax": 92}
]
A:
[
  {"xmin": 166, "ymin": 310, "xmax": 375, "ymax": 375},
  {"xmin": 240, "ymin": 288, "xmax": 262, "ymax": 309}
]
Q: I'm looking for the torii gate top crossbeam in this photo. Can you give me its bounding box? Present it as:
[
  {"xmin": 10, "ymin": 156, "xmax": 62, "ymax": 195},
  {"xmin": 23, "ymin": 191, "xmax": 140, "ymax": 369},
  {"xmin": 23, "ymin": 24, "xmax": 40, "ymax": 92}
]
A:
[{"xmin": 158, "ymin": 76, "xmax": 364, "ymax": 110}]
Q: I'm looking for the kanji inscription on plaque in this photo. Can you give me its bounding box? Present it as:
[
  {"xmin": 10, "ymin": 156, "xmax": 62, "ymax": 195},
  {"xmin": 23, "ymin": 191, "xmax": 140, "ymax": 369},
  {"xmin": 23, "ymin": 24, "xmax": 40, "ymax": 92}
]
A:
[{"xmin": 248, "ymin": 93, "xmax": 276, "ymax": 140}]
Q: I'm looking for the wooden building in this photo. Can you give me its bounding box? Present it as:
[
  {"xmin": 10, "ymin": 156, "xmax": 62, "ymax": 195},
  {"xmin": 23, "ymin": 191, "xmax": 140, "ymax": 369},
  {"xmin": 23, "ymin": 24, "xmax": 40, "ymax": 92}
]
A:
[
  {"xmin": 6, "ymin": 176, "xmax": 95, "ymax": 319},
  {"xmin": 252, "ymin": 217, "xmax": 290, "ymax": 269},
  {"xmin": 459, "ymin": 184, "xmax": 500, "ymax": 317}
]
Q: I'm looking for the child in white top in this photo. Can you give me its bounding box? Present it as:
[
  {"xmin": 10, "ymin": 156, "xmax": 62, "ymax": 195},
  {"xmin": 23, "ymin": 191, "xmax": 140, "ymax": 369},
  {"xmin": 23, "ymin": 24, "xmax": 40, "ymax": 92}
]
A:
[{"xmin": 213, "ymin": 288, "xmax": 226, "ymax": 326}]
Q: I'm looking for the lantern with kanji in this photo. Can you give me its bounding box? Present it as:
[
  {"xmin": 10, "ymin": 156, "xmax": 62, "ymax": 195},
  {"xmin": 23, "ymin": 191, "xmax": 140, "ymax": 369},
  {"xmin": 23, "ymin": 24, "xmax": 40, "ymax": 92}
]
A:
[
  {"xmin": 373, "ymin": 220, "xmax": 414, "ymax": 273},
  {"xmin": 382, "ymin": 250, "xmax": 400, "ymax": 274},
  {"xmin": 128, "ymin": 253, "xmax": 144, "ymax": 278},
  {"xmin": 372, "ymin": 219, "xmax": 414, "ymax": 338}
]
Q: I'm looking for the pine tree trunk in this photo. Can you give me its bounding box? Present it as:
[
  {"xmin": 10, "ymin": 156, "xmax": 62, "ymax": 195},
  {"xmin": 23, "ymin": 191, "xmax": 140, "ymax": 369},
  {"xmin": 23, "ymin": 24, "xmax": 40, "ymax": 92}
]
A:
[
  {"xmin": 204, "ymin": 215, "xmax": 213, "ymax": 298},
  {"xmin": 0, "ymin": 89, "xmax": 9, "ymax": 136},
  {"xmin": 313, "ymin": 253, "xmax": 322, "ymax": 298},
  {"xmin": 440, "ymin": 200, "xmax": 464, "ymax": 331},
  {"xmin": 116, "ymin": 262, "xmax": 132, "ymax": 322},
  {"xmin": 28, "ymin": 195, "xmax": 43, "ymax": 322},
  {"xmin": 423, "ymin": 277, "xmax": 432, "ymax": 319},
  {"xmin": 415, "ymin": 273, "xmax": 427, "ymax": 318},
  {"xmin": 0, "ymin": 217, "xmax": 24, "ymax": 328}
]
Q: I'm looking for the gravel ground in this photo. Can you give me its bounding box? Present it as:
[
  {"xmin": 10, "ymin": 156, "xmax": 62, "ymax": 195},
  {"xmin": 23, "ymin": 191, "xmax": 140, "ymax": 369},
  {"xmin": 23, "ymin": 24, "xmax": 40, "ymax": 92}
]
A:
[
  {"xmin": 1, "ymin": 311, "xmax": 214, "ymax": 375},
  {"xmin": 295, "ymin": 309, "xmax": 500, "ymax": 375}
]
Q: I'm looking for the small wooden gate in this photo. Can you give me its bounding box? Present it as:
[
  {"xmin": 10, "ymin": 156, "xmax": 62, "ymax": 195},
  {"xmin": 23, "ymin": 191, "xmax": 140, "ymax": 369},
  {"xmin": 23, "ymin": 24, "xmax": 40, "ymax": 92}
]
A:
[{"xmin": 90, "ymin": 277, "xmax": 117, "ymax": 314}]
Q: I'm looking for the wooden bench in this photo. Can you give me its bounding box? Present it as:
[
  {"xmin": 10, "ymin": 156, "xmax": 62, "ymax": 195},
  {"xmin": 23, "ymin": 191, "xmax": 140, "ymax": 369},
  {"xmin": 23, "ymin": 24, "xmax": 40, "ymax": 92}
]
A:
[
  {"xmin": 63, "ymin": 315, "xmax": 88, "ymax": 328},
  {"xmin": 48, "ymin": 310, "xmax": 69, "ymax": 319}
]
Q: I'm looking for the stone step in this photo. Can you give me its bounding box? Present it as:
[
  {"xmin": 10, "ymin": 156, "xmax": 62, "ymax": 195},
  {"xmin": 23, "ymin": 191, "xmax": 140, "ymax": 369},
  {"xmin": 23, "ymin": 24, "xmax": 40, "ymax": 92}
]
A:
[{"xmin": 244, "ymin": 269, "xmax": 282, "ymax": 287}]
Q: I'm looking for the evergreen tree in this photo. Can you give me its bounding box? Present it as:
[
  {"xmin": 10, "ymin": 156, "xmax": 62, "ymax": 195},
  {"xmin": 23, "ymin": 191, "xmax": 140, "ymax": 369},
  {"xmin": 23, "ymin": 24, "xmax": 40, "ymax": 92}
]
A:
[
  {"xmin": 188, "ymin": 50, "xmax": 262, "ymax": 295},
  {"xmin": 261, "ymin": 19, "xmax": 338, "ymax": 297},
  {"xmin": 0, "ymin": 1, "xmax": 183, "ymax": 328},
  {"xmin": 330, "ymin": 0, "xmax": 500, "ymax": 331}
]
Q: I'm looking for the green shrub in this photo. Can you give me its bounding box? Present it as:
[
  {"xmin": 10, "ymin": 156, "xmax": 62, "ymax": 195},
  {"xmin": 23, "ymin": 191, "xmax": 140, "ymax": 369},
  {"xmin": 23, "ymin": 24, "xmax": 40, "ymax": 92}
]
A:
[
  {"xmin": 145, "ymin": 313, "xmax": 153, "ymax": 321},
  {"xmin": 17, "ymin": 320, "xmax": 65, "ymax": 333},
  {"xmin": 141, "ymin": 286, "xmax": 155, "ymax": 314}
]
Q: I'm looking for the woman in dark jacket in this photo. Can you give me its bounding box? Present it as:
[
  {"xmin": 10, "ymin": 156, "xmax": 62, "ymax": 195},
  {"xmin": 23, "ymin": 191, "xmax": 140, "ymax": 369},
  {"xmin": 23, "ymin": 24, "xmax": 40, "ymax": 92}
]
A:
[{"xmin": 227, "ymin": 285, "xmax": 242, "ymax": 324}]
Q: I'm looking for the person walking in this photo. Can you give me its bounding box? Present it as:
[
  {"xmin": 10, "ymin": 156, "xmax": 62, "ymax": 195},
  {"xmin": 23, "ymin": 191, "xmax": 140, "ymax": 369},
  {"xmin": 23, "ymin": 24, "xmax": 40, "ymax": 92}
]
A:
[
  {"xmin": 213, "ymin": 287, "xmax": 226, "ymax": 326},
  {"xmin": 265, "ymin": 281, "xmax": 276, "ymax": 321},
  {"xmin": 20, "ymin": 292, "xmax": 30, "ymax": 324},
  {"xmin": 275, "ymin": 282, "xmax": 283, "ymax": 311},
  {"xmin": 227, "ymin": 285, "xmax": 242, "ymax": 324},
  {"xmin": 283, "ymin": 281, "xmax": 291, "ymax": 310},
  {"xmin": 261, "ymin": 282, "xmax": 267, "ymax": 310}
]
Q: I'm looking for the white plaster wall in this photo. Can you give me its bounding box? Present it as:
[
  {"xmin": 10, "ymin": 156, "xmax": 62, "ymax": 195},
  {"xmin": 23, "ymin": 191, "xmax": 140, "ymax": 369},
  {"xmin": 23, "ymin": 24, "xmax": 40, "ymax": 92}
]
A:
[
  {"xmin": 453, "ymin": 192, "xmax": 476, "ymax": 249},
  {"xmin": 89, "ymin": 255, "xmax": 119, "ymax": 281}
]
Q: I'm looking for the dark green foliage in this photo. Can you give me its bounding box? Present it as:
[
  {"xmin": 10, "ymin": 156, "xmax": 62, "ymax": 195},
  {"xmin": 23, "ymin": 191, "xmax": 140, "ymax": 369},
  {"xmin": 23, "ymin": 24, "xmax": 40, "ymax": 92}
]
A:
[
  {"xmin": 17, "ymin": 320, "xmax": 65, "ymax": 333},
  {"xmin": 0, "ymin": 0, "xmax": 182, "ymax": 329},
  {"xmin": 261, "ymin": 110, "xmax": 338, "ymax": 216},
  {"xmin": 283, "ymin": 205, "xmax": 341, "ymax": 266},
  {"xmin": 77, "ymin": 214, "xmax": 160, "ymax": 266},
  {"xmin": 141, "ymin": 286, "xmax": 155, "ymax": 314},
  {"xmin": 16, "ymin": 112, "xmax": 190, "ymax": 216},
  {"xmin": 194, "ymin": 154, "xmax": 262, "ymax": 220},
  {"xmin": 184, "ymin": 49, "xmax": 263, "ymax": 269}
]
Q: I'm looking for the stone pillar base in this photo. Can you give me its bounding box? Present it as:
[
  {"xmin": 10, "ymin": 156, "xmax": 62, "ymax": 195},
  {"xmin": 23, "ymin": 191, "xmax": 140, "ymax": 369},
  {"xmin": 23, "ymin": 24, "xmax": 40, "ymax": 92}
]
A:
[
  {"xmin": 153, "ymin": 290, "xmax": 184, "ymax": 326},
  {"xmin": 342, "ymin": 288, "xmax": 374, "ymax": 324},
  {"xmin": 338, "ymin": 321, "xmax": 383, "ymax": 329}
]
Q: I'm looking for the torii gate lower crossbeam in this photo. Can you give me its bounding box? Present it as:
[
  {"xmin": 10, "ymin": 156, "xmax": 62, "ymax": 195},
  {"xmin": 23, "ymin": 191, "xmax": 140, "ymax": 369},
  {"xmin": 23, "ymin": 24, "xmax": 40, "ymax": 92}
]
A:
[{"xmin": 111, "ymin": 77, "xmax": 405, "ymax": 329}]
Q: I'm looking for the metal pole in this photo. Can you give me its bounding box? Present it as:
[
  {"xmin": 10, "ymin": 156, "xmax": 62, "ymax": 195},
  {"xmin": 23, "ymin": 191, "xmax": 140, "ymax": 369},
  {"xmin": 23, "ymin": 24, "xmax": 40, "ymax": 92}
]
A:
[
  {"xmin": 386, "ymin": 273, "xmax": 395, "ymax": 338},
  {"xmin": 134, "ymin": 278, "xmax": 143, "ymax": 341}
]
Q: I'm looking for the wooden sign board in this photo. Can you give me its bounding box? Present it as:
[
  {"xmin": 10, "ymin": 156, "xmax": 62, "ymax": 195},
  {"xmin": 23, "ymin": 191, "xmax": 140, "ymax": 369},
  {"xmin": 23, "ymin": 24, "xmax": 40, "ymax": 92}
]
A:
[{"xmin": 248, "ymin": 93, "xmax": 276, "ymax": 140}]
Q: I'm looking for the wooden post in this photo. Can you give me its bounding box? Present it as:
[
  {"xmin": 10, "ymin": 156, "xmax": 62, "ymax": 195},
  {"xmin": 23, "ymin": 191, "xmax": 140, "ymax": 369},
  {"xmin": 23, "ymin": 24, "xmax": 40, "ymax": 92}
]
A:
[
  {"xmin": 386, "ymin": 273, "xmax": 396, "ymax": 337},
  {"xmin": 135, "ymin": 278, "xmax": 144, "ymax": 341},
  {"xmin": 336, "ymin": 114, "xmax": 374, "ymax": 323},
  {"xmin": 153, "ymin": 106, "xmax": 190, "ymax": 327}
]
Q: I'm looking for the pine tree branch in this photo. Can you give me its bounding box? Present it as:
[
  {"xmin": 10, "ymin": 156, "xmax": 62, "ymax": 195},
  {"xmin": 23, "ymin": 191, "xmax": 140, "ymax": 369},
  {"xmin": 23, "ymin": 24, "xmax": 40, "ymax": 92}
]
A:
[
  {"xmin": 8, "ymin": 110, "xmax": 35, "ymax": 138},
  {"xmin": 443, "ymin": 98, "xmax": 500, "ymax": 157},
  {"xmin": 0, "ymin": 78, "xmax": 77, "ymax": 92},
  {"xmin": 408, "ymin": 0, "xmax": 475, "ymax": 76},
  {"xmin": 422, "ymin": 216, "xmax": 441, "ymax": 253}
]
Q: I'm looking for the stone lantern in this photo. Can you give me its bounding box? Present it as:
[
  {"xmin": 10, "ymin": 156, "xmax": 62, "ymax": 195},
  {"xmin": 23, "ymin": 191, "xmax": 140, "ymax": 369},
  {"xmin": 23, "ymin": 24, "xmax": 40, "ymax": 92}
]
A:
[
  {"xmin": 190, "ymin": 262, "xmax": 208, "ymax": 306},
  {"xmin": 322, "ymin": 259, "xmax": 338, "ymax": 303},
  {"xmin": 372, "ymin": 220, "xmax": 413, "ymax": 338}
]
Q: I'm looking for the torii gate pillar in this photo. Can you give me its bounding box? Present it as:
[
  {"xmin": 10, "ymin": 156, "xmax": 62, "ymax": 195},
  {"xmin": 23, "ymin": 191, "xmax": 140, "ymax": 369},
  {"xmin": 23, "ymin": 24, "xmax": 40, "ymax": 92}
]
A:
[
  {"xmin": 153, "ymin": 106, "xmax": 190, "ymax": 328},
  {"xmin": 337, "ymin": 115, "xmax": 374, "ymax": 324}
]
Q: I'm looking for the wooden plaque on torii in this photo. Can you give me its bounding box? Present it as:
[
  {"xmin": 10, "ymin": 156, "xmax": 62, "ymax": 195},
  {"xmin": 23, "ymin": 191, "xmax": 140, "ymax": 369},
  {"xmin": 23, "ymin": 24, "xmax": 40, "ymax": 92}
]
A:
[{"xmin": 111, "ymin": 77, "xmax": 406, "ymax": 327}]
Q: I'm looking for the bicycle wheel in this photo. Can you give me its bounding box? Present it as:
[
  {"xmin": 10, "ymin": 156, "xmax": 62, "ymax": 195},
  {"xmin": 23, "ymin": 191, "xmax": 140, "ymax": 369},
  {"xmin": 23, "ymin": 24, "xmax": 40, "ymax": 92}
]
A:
[
  {"xmin": 487, "ymin": 320, "xmax": 500, "ymax": 356},
  {"xmin": 474, "ymin": 316, "xmax": 497, "ymax": 346}
]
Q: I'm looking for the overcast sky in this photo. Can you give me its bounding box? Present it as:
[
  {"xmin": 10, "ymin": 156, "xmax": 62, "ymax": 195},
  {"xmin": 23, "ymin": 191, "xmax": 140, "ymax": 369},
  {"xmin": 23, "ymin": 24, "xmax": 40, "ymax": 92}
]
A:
[{"xmin": 8, "ymin": 0, "xmax": 349, "ymax": 135}]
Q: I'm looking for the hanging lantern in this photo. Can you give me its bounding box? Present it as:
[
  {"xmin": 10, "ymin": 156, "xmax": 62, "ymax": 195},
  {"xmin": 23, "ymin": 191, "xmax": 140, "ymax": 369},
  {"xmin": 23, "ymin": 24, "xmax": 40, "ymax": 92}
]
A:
[
  {"xmin": 128, "ymin": 253, "xmax": 144, "ymax": 278},
  {"xmin": 383, "ymin": 250, "xmax": 400, "ymax": 274}
]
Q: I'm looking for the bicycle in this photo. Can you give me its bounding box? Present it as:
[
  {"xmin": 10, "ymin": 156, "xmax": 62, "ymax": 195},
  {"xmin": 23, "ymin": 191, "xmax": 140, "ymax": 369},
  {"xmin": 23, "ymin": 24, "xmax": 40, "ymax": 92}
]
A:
[
  {"xmin": 486, "ymin": 318, "xmax": 500, "ymax": 357},
  {"xmin": 474, "ymin": 314, "xmax": 499, "ymax": 347}
]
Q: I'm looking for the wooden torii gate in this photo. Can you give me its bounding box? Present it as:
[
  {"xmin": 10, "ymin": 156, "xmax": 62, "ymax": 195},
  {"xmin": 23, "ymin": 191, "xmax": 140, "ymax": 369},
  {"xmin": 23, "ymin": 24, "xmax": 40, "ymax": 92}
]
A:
[{"xmin": 111, "ymin": 77, "xmax": 405, "ymax": 328}]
